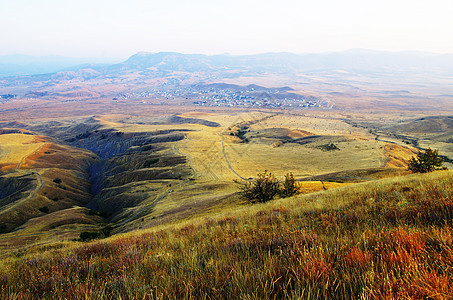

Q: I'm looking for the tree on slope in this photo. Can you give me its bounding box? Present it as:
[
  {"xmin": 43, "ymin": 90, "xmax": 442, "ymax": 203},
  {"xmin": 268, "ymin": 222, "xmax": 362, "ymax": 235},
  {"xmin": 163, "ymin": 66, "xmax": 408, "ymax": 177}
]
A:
[{"xmin": 408, "ymin": 148, "xmax": 446, "ymax": 173}]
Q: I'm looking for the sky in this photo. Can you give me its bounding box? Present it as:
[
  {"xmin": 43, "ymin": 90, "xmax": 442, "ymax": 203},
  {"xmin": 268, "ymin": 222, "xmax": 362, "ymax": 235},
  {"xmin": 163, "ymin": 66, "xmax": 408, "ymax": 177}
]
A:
[{"xmin": 1, "ymin": 0, "xmax": 453, "ymax": 59}]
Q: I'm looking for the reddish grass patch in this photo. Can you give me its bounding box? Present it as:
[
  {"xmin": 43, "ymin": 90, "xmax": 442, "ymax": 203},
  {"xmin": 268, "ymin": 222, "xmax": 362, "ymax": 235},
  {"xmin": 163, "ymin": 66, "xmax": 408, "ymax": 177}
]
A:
[
  {"xmin": 343, "ymin": 248, "xmax": 372, "ymax": 268},
  {"xmin": 297, "ymin": 256, "xmax": 334, "ymax": 282}
]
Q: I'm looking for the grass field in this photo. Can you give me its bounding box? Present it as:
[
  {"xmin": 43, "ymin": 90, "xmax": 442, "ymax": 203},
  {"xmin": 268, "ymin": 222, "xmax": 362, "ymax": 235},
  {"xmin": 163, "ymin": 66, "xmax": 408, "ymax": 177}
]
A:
[
  {"xmin": 0, "ymin": 132, "xmax": 98, "ymax": 250},
  {"xmin": 0, "ymin": 112, "xmax": 430, "ymax": 278},
  {"xmin": 0, "ymin": 134, "xmax": 47, "ymax": 171},
  {"xmin": 0, "ymin": 112, "xmax": 417, "ymax": 248},
  {"xmin": 0, "ymin": 170, "xmax": 451, "ymax": 299}
]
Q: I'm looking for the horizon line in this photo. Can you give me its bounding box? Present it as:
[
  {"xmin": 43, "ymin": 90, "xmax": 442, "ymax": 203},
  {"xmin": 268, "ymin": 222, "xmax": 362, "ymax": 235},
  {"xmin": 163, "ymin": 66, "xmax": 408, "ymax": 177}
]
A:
[{"xmin": 1, "ymin": 48, "xmax": 452, "ymax": 61}]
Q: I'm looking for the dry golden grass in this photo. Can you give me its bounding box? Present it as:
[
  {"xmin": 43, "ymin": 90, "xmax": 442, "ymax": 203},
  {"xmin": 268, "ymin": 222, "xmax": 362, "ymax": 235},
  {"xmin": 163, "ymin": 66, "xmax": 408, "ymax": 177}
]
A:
[
  {"xmin": 224, "ymin": 138, "xmax": 384, "ymax": 178},
  {"xmin": 0, "ymin": 133, "xmax": 98, "ymax": 251},
  {"xmin": 0, "ymin": 207, "xmax": 102, "ymax": 253},
  {"xmin": 384, "ymin": 143, "xmax": 418, "ymax": 168},
  {"xmin": 0, "ymin": 134, "xmax": 48, "ymax": 171},
  {"xmin": 0, "ymin": 112, "xmax": 423, "ymax": 267},
  {"xmin": 97, "ymin": 112, "xmax": 412, "ymax": 182},
  {"xmin": 0, "ymin": 170, "xmax": 451, "ymax": 299}
]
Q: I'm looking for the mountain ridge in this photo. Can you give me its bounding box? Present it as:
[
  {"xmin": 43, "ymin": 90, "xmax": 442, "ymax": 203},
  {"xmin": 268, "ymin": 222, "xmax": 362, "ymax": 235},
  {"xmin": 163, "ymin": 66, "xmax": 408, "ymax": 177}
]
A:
[{"xmin": 2, "ymin": 50, "xmax": 453, "ymax": 78}]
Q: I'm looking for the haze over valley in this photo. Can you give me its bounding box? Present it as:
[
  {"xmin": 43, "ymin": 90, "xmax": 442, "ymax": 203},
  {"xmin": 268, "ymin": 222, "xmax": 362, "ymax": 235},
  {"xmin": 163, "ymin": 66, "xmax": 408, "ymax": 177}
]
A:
[{"xmin": 1, "ymin": 0, "xmax": 453, "ymax": 298}]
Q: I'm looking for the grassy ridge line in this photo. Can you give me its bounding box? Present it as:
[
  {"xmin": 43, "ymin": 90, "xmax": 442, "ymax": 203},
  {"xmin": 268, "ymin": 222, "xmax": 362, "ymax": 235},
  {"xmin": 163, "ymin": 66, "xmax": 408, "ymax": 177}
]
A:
[{"xmin": 1, "ymin": 171, "xmax": 452, "ymax": 299}]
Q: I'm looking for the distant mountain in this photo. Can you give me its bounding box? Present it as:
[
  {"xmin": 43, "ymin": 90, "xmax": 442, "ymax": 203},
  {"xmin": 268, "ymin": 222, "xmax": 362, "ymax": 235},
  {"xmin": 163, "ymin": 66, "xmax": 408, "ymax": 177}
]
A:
[
  {"xmin": 0, "ymin": 54, "xmax": 122, "ymax": 77},
  {"xmin": 100, "ymin": 50, "xmax": 453, "ymax": 77},
  {"xmin": 2, "ymin": 50, "xmax": 453, "ymax": 87}
]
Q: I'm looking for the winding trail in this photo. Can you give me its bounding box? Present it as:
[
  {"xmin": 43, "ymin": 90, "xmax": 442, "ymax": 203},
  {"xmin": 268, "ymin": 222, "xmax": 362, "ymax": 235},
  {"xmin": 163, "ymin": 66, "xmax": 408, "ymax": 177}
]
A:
[
  {"xmin": 217, "ymin": 131, "xmax": 250, "ymax": 181},
  {"xmin": 15, "ymin": 143, "xmax": 45, "ymax": 171},
  {"xmin": 1, "ymin": 144, "xmax": 45, "ymax": 214},
  {"xmin": 114, "ymin": 127, "xmax": 254, "ymax": 231}
]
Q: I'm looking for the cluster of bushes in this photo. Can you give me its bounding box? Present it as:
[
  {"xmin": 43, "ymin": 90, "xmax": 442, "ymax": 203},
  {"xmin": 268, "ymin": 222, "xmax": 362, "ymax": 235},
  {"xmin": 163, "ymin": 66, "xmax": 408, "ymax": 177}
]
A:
[
  {"xmin": 230, "ymin": 125, "xmax": 250, "ymax": 143},
  {"xmin": 317, "ymin": 143, "xmax": 340, "ymax": 151},
  {"xmin": 143, "ymin": 158, "xmax": 159, "ymax": 168},
  {"xmin": 79, "ymin": 225, "xmax": 112, "ymax": 242},
  {"xmin": 241, "ymin": 147, "xmax": 448, "ymax": 203},
  {"xmin": 53, "ymin": 178, "xmax": 67, "ymax": 190},
  {"xmin": 240, "ymin": 171, "xmax": 301, "ymax": 203}
]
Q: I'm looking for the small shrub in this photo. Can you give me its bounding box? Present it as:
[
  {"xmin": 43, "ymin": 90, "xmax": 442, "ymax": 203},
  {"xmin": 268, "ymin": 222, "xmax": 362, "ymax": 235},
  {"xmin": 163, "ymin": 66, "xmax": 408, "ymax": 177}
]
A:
[
  {"xmin": 317, "ymin": 143, "xmax": 340, "ymax": 151},
  {"xmin": 79, "ymin": 231, "xmax": 101, "ymax": 242},
  {"xmin": 53, "ymin": 178, "xmax": 62, "ymax": 184},
  {"xmin": 280, "ymin": 172, "xmax": 301, "ymax": 198},
  {"xmin": 143, "ymin": 158, "xmax": 159, "ymax": 168},
  {"xmin": 240, "ymin": 170, "xmax": 280, "ymax": 203},
  {"xmin": 39, "ymin": 206, "xmax": 49, "ymax": 213},
  {"xmin": 102, "ymin": 225, "xmax": 113, "ymax": 237},
  {"xmin": 87, "ymin": 209, "xmax": 98, "ymax": 216}
]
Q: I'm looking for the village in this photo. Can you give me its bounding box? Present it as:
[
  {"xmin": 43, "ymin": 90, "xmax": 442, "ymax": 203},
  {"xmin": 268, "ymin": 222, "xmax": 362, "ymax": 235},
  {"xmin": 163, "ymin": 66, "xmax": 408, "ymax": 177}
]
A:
[{"xmin": 114, "ymin": 84, "xmax": 333, "ymax": 109}]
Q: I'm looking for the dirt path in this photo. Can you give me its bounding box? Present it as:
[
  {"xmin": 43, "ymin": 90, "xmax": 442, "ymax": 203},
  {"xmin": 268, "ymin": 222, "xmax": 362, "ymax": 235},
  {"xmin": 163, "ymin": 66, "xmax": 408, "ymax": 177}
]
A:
[
  {"xmin": 217, "ymin": 131, "xmax": 250, "ymax": 181},
  {"xmin": 1, "ymin": 144, "xmax": 46, "ymax": 214},
  {"xmin": 15, "ymin": 143, "xmax": 45, "ymax": 171}
]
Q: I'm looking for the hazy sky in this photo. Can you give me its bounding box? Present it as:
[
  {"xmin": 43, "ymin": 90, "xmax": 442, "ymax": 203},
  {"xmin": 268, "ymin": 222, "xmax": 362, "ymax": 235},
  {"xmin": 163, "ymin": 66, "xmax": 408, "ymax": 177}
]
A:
[{"xmin": 1, "ymin": 0, "xmax": 452, "ymax": 58}]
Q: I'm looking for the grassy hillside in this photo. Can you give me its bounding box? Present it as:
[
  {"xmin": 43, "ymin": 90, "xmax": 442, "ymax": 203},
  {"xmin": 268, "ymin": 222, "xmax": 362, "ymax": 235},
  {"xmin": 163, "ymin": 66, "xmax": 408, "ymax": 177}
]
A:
[
  {"xmin": 0, "ymin": 133, "xmax": 96, "ymax": 236},
  {"xmin": 0, "ymin": 170, "xmax": 452, "ymax": 299}
]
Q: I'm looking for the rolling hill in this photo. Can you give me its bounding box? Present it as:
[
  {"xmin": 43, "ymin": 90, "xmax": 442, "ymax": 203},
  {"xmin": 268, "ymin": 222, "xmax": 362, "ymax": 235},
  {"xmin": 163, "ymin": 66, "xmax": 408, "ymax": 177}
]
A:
[{"xmin": 0, "ymin": 169, "xmax": 451, "ymax": 299}]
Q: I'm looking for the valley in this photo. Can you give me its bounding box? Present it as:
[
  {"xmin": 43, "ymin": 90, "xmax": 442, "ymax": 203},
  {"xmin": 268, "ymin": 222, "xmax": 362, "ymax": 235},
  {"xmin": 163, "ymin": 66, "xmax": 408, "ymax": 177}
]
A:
[
  {"xmin": 1, "ymin": 108, "xmax": 447, "ymax": 254},
  {"xmin": 0, "ymin": 51, "xmax": 452, "ymax": 298}
]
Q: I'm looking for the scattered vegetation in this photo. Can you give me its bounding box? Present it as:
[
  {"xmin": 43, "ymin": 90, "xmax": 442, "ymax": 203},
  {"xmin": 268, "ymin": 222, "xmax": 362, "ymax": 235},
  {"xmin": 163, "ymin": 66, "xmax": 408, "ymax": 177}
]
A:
[
  {"xmin": 240, "ymin": 170, "xmax": 280, "ymax": 203},
  {"xmin": 143, "ymin": 158, "xmax": 159, "ymax": 168},
  {"xmin": 230, "ymin": 125, "xmax": 250, "ymax": 143},
  {"xmin": 317, "ymin": 143, "xmax": 340, "ymax": 151},
  {"xmin": 241, "ymin": 171, "xmax": 302, "ymax": 202},
  {"xmin": 279, "ymin": 172, "xmax": 301, "ymax": 198},
  {"xmin": 38, "ymin": 206, "xmax": 49, "ymax": 213},
  {"xmin": 408, "ymin": 148, "xmax": 447, "ymax": 173},
  {"xmin": 52, "ymin": 178, "xmax": 62, "ymax": 184},
  {"xmin": 0, "ymin": 171, "xmax": 452, "ymax": 299}
]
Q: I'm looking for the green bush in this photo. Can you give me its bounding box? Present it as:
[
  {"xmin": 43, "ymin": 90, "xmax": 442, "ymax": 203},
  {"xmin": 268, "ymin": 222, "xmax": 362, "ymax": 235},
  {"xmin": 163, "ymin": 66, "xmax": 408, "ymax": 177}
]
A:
[
  {"xmin": 143, "ymin": 158, "xmax": 159, "ymax": 168},
  {"xmin": 79, "ymin": 231, "xmax": 101, "ymax": 242},
  {"xmin": 39, "ymin": 206, "xmax": 49, "ymax": 213},
  {"xmin": 280, "ymin": 172, "xmax": 301, "ymax": 198},
  {"xmin": 409, "ymin": 148, "xmax": 447, "ymax": 173},
  {"xmin": 240, "ymin": 170, "xmax": 280, "ymax": 203}
]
